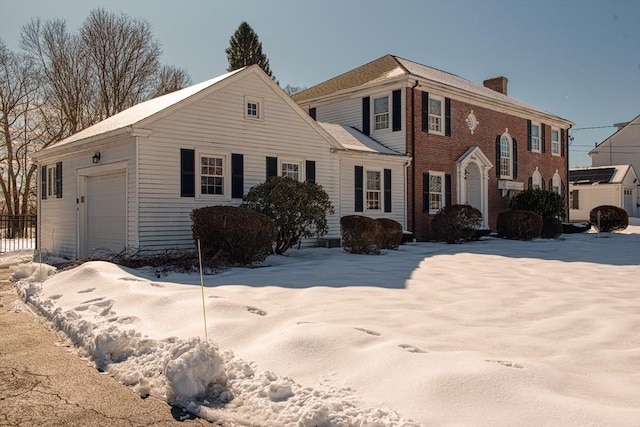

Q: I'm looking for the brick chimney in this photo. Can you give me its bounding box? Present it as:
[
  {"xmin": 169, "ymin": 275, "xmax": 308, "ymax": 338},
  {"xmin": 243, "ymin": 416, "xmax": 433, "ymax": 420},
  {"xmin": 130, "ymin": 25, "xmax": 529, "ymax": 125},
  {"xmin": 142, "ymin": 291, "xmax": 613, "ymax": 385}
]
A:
[{"xmin": 483, "ymin": 76, "xmax": 508, "ymax": 95}]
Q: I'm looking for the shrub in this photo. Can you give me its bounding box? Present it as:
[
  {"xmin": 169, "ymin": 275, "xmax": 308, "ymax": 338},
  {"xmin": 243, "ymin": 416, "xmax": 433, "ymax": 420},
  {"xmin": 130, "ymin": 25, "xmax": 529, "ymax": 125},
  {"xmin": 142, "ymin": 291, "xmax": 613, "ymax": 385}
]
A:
[
  {"xmin": 540, "ymin": 216, "xmax": 563, "ymax": 239},
  {"xmin": 376, "ymin": 218, "xmax": 403, "ymax": 250},
  {"xmin": 509, "ymin": 189, "xmax": 565, "ymax": 219},
  {"xmin": 341, "ymin": 215, "xmax": 384, "ymax": 255},
  {"xmin": 496, "ymin": 210, "xmax": 543, "ymax": 240},
  {"xmin": 589, "ymin": 205, "xmax": 628, "ymax": 232},
  {"xmin": 431, "ymin": 204, "xmax": 483, "ymax": 244},
  {"xmin": 242, "ymin": 177, "xmax": 334, "ymax": 254},
  {"xmin": 191, "ymin": 206, "xmax": 275, "ymax": 265}
]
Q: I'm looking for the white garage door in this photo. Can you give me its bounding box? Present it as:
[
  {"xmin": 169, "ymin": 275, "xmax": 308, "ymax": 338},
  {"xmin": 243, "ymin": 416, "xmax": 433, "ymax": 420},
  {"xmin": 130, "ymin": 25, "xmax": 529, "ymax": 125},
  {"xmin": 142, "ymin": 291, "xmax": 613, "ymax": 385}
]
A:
[{"xmin": 85, "ymin": 172, "xmax": 126, "ymax": 256}]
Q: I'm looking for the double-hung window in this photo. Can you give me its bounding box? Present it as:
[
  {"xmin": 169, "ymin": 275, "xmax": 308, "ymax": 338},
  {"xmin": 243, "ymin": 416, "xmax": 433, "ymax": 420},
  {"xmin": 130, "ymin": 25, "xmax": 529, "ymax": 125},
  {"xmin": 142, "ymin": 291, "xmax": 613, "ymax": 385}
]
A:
[
  {"xmin": 500, "ymin": 134, "xmax": 512, "ymax": 179},
  {"xmin": 429, "ymin": 172, "xmax": 444, "ymax": 212},
  {"xmin": 281, "ymin": 162, "xmax": 300, "ymax": 180},
  {"xmin": 429, "ymin": 96, "xmax": 443, "ymax": 134},
  {"xmin": 530, "ymin": 122, "xmax": 541, "ymax": 152},
  {"xmin": 531, "ymin": 170, "xmax": 542, "ymax": 190},
  {"xmin": 373, "ymin": 96, "xmax": 389, "ymax": 130},
  {"xmin": 551, "ymin": 128, "xmax": 560, "ymax": 156},
  {"xmin": 47, "ymin": 166, "xmax": 58, "ymax": 197},
  {"xmin": 366, "ymin": 170, "xmax": 381, "ymax": 210},
  {"xmin": 552, "ymin": 173, "xmax": 561, "ymax": 194},
  {"xmin": 200, "ymin": 155, "xmax": 225, "ymax": 196}
]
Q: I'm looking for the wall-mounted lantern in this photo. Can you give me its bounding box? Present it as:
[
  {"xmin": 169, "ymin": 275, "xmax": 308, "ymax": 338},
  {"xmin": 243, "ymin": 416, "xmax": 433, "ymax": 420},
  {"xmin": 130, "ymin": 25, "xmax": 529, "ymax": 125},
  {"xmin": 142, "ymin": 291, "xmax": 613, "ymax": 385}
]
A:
[{"xmin": 92, "ymin": 152, "xmax": 101, "ymax": 164}]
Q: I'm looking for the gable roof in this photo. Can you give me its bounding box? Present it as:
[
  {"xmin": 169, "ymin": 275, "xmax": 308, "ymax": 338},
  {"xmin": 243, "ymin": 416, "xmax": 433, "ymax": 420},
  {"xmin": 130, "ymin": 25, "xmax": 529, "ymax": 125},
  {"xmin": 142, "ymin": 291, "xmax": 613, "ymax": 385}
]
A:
[
  {"xmin": 569, "ymin": 164, "xmax": 636, "ymax": 185},
  {"xmin": 44, "ymin": 68, "xmax": 246, "ymax": 150},
  {"xmin": 318, "ymin": 122, "xmax": 407, "ymax": 157},
  {"xmin": 589, "ymin": 114, "xmax": 640, "ymax": 156},
  {"xmin": 293, "ymin": 54, "xmax": 570, "ymax": 123}
]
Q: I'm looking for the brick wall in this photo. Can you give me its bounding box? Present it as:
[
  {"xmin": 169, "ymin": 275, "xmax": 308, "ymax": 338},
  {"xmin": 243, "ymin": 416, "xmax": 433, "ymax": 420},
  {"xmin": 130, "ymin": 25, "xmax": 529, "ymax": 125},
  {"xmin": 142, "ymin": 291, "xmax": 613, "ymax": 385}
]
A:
[{"xmin": 406, "ymin": 88, "xmax": 568, "ymax": 240}]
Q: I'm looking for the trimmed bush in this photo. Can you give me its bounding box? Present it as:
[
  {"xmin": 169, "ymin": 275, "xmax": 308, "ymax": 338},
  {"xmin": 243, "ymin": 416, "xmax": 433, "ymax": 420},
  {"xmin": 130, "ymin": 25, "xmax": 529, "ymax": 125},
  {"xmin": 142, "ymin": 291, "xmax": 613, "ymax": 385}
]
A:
[
  {"xmin": 540, "ymin": 216, "xmax": 563, "ymax": 239},
  {"xmin": 509, "ymin": 189, "xmax": 565, "ymax": 219},
  {"xmin": 242, "ymin": 177, "xmax": 334, "ymax": 254},
  {"xmin": 341, "ymin": 215, "xmax": 384, "ymax": 255},
  {"xmin": 496, "ymin": 210, "xmax": 543, "ymax": 240},
  {"xmin": 376, "ymin": 218, "xmax": 403, "ymax": 250},
  {"xmin": 191, "ymin": 206, "xmax": 276, "ymax": 265},
  {"xmin": 431, "ymin": 204, "xmax": 483, "ymax": 244},
  {"xmin": 589, "ymin": 205, "xmax": 628, "ymax": 232}
]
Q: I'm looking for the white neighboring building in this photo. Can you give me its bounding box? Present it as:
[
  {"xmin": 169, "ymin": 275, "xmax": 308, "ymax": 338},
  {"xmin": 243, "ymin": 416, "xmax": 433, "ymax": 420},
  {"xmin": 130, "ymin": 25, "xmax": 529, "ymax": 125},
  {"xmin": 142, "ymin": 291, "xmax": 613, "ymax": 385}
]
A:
[
  {"xmin": 569, "ymin": 165, "xmax": 638, "ymax": 220},
  {"xmin": 32, "ymin": 66, "xmax": 409, "ymax": 259},
  {"xmin": 589, "ymin": 114, "xmax": 640, "ymax": 176}
]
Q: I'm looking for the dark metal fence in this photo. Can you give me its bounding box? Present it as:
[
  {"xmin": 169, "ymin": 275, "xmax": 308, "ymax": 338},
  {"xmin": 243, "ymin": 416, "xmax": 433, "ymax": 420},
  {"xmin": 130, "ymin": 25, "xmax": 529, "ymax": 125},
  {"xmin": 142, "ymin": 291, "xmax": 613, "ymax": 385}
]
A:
[{"xmin": 0, "ymin": 215, "xmax": 37, "ymax": 252}]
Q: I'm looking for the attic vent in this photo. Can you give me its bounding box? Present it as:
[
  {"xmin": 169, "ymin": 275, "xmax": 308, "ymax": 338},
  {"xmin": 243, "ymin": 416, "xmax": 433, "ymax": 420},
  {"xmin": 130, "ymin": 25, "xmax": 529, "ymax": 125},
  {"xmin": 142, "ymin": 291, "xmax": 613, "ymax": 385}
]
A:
[{"xmin": 483, "ymin": 76, "xmax": 508, "ymax": 95}]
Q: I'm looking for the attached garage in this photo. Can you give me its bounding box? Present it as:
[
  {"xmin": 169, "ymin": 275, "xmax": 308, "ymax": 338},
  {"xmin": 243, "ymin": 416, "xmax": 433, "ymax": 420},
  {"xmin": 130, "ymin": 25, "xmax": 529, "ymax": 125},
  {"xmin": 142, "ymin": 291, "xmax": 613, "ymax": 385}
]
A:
[{"xmin": 80, "ymin": 170, "xmax": 127, "ymax": 257}]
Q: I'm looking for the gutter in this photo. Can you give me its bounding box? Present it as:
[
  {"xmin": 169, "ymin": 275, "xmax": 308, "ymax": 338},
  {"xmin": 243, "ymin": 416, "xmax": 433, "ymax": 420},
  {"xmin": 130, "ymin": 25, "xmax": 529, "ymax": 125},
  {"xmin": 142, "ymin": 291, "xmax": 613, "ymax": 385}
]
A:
[{"xmin": 410, "ymin": 79, "xmax": 419, "ymax": 234}]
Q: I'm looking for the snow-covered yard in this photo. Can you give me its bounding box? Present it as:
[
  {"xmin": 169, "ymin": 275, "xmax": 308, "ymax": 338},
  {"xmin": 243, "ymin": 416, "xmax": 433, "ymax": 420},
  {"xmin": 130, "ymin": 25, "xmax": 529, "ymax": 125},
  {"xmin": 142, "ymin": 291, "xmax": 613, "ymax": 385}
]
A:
[{"xmin": 6, "ymin": 221, "xmax": 640, "ymax": 426}]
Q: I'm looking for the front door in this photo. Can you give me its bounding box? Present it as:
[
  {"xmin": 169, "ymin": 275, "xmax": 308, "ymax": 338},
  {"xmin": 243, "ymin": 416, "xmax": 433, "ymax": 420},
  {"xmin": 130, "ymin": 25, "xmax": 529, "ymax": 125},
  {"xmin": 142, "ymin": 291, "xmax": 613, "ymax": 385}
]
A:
[{"xmin": 465, "ymin": 162, "xmax": 482, "ymax": 211}]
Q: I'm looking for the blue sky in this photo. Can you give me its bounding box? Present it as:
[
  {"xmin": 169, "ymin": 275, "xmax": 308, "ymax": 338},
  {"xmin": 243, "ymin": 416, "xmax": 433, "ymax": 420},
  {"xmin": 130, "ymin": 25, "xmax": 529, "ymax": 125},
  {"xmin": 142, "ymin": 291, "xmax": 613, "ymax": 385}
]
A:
[{"xmin": 1, "ymin": 0, "xmax": 638, "ymax": 167}]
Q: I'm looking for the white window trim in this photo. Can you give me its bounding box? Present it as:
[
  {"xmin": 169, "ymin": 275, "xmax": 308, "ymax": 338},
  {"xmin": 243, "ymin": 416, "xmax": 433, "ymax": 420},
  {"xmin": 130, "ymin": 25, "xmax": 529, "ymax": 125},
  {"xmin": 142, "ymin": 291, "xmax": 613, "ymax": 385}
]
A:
[
  {"xmin": 47, "ymin": 165, "xmax": 58, "ymax": 197},
  {"xmin": 531, "ymin": 169, "xmax": 542, "ymax": 190},
  {"xmin": 428, "ymin": 170, "xmax": 445, "ymax": 214},
  {"xmin": 499, "ymin": 133, "xmax": 513, "ymax": 180},
  {"xmin": 244, "ymin": 95, "xmax": 264, "ymax": 120},
  {"xmin": 428, "ymin": 94, "xmax": 445, "ymax": 136},
  {"xmin": 196, "ymin": 150, "xmax": 231, "ymax": 200},
  {"xmin": 279, "ymin": 158, "xmax": 304, "ymax": 182},
  {"xmin": 372, "ymin": 93, "xmax": 390, "ymax": 132},
  {"xmin": 551, "ymin": 127, "xmax": 560, "ymax": 157},
  {"xmin": 530, "ymin": 121, "xmax": 541, "ymax": 153},
  {"xmin": 365, "ymin": 168, "xmax": 382, "ymax": 211}
]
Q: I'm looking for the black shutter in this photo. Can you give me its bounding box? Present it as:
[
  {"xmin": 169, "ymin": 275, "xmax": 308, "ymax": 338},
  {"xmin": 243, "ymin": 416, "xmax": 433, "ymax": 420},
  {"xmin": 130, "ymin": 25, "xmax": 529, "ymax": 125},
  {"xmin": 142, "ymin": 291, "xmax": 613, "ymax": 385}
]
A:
[
  {"xmin": 362, "ymin": 97, "xmax": 370, "ymax": 135},
  {"xmin": 445, "ymin": 174, "xmax": 452, "ymax": 207},
  {"xmin": 392, "ymin": 90, "xmax": 401, "ymax": 132},
  {"xmin": 527, "ymin": 120, "xmax": 532, "ymax": 151},
  {"xmin": 421, "ymin": 91, "xmax": 429, "ymax": 132},
  {"xmin": 56, "ymin": 162, "xmax": 62, "ymax": 198},
  {"xmin": 572, "ymin": 189, "xmax": 579, "ymax": 209},
  {"xmin": 513, "ymin": 138, "xmax": 518, "ymax": 179},
  {"xmin": 495, "ymin": 136, "xmax": 501, "ymax": 178},
  {"xmin": 231, "ymin": 153, "xmax": 244, "ymax": 198},
  {"xmin": 309, "ymin": 107, "xmax": 316, "ymax": 120},
  {"xmin": 306, "ymin": 160, "xmax": 316, "ymax": 184},
  {"xmin": 541, "ymin": 123, "xmax": 546, "ymax": 153},
  {"xmin": 266, "ymin": 156, "xmax": 278, "ymax": 180},
  {"xmin": 445, "ymin": 97, "xmax": 451, "ymax": 136},
  {"xmin": 561, "ymin": 179, "xmax": 565, "ymax": 196},
  {"xmin": 384, "ymin": 168, "xmax": 392, "ymax": 212},
  {"xmin": 541, "ymin": 177, "xmax": 545, "ymax": 190},
  {"xmin": 561, "ymin": 129, "xmax": 566, "ymax": 157},
  {"xmin": 423, "ymin": 172, "xmax": 430, "ymax": 212},
  {"xmin": 528, "ymin": 177, "xmax": 533, "ymax": 189},
  {"xmin": 41, "ymin": 165, "xmax": 47, "ymax": 200},
  {"xmin": 180, "ymin": 149, "xmax": 195, "ymax": 197},
  {"xmin": 355, "ymin": 166, "xmax": 363, "ymax": 212}
]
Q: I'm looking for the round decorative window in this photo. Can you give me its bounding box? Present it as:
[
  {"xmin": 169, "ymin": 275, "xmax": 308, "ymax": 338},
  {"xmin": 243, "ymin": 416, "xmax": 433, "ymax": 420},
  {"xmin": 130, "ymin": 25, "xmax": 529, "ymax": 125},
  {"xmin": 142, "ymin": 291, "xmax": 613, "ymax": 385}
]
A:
[{"xmin": 466, "ymin": 111, "xmax": 478, "ymax": 134}]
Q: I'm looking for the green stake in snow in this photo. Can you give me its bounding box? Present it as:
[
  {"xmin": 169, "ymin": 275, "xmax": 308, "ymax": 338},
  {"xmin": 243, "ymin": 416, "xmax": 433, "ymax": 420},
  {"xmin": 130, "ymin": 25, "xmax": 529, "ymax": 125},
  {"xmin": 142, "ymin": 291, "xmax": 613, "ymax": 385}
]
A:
[{"xmin": 197, "ymin": 239, "xmax": 208, "ymax": 341}]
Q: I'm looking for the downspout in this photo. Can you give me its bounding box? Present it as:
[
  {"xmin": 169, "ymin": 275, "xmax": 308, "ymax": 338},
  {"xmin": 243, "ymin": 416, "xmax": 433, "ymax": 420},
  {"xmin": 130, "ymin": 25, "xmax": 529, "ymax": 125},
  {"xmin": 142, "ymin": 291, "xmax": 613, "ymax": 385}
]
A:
[
  {"xmin": 410, "ymin": 80, "xmax": 419, "ymax": 234},
  {"xmin": 566, "ymin": 124, "xmax": 572, "ymax": 222}
]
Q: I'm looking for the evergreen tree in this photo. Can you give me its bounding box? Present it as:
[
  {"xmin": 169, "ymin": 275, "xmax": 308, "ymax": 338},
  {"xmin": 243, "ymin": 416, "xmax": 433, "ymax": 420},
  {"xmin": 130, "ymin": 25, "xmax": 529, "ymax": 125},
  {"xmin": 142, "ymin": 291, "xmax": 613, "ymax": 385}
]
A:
[{"xmin": 225, "ymin": 21, "xmax": 277, "ymax": 82}]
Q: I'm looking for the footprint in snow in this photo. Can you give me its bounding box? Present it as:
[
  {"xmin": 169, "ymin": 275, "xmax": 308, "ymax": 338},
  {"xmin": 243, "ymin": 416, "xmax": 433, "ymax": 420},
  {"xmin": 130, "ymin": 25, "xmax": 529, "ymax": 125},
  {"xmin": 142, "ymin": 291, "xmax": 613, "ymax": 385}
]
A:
[
  {"xmin": 77, "ymin": 288, "xmax": 95, "ymax": 294},
  {"xmin": 399, "ymin": 344, "xmax": 427, "ymax": 353},
  {"xmin": 49, "ymin": 294, "xmax": 62, "ymax": 300},
  {"xmin": 486, "ymin": 359, "xmax": 524, "ymax": 369},
  {"xmin": 108, "ymin": 315, "xmax": 140, "ymax": 325},
  {"xmin": 354, "ymin": 327, "xmax": 381, "ymax": 336},
  {"xmin": 246, "ymin": 306, "xmax": 267, "ymax": 316},
  {"xmin": 118, "ymin": 277, "xmax": 146, "ymax": 282},
  {"xmin": 149, "ymin": 282, "xmax": 164, "ymax": 288},
  {"xmin": 81, "ymin": 297, "xmax": 105, "ymax": 304}
]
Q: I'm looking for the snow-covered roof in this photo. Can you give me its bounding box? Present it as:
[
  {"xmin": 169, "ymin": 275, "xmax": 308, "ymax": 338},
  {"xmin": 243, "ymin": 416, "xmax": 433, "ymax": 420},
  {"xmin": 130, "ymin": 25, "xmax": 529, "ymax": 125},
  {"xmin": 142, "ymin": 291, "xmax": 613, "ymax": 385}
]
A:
[
  {"xmin": 569, "ymin": 164, "xmax": 634, "ymax": 184},
  {"xmin": 50, "ymin": 68, "xmax": 245, "ymax": 148},
  {"xmin": 318, "ymin": 122, "xmax": 406, "ymax": 156}
]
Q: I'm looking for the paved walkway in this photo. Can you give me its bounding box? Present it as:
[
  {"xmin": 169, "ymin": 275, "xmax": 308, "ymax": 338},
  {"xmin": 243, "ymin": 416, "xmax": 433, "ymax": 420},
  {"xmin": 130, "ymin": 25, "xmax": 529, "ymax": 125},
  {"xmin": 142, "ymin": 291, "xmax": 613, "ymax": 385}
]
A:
[{"xmin": 0, "ymin": 266, "xmax": 215, "ymax": 427}]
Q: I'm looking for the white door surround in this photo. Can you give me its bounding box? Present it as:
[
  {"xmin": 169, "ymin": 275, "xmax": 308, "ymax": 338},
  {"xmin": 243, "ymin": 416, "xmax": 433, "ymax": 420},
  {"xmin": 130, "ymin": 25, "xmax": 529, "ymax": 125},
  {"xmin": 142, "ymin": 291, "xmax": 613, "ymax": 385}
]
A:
[{"xmin": 456, "ymin": 147, "xmax": 493, "ymax": 229}]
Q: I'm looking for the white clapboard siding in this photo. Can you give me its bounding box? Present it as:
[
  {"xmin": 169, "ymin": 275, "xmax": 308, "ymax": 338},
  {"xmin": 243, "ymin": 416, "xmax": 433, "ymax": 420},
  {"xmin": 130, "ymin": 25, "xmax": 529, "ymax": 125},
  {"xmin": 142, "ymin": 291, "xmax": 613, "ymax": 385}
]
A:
[
  {"xmin": 338, "ymin": 155, "xmax": 407, "ymax": 228},
  {"xmin": 39, "ymin": 135, "xmax": 138, "ymax": 258},
  {"xmin": 313, "ymin": 89, "xmax": 407, "ymax": 155},
  {"xmin": 136, "ymin": 71, "xmax": 341, "ymax": 252}
]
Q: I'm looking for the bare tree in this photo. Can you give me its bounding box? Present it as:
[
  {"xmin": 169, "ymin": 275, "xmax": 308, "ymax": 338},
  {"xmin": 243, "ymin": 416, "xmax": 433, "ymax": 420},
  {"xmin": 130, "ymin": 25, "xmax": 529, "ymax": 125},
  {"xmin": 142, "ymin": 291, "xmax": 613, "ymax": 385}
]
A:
[
  {"xmin": 0, "ymin": 39, "xmax": 41, "ymax": 222},
  {"xmin": 80, "ymin": 8, "xmax": 162, "ymax": 119},
  {"xmin": 152, "ymin": 65, "xmax": 192, "ymax": 98},
  {"xmin": 283, "ymin": 84, "xmax": 306, "ymax": 96}
]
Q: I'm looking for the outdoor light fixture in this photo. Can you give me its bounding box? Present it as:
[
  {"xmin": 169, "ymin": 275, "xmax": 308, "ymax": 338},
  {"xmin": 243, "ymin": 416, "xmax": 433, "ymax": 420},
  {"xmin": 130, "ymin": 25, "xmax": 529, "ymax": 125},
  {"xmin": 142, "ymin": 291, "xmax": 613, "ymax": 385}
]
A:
[{"xmin": 92, "ymin": 152, "xmax": 101, "ymax": 164}]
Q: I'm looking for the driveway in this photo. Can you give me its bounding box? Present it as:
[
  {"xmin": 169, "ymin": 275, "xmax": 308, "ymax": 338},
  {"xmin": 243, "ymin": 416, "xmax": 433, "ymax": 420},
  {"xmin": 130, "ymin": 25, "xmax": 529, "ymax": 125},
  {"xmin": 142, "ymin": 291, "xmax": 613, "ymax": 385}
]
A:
[{"xmin": 0, "ymin": 265, "xmax": 215, "ymax": 427}]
